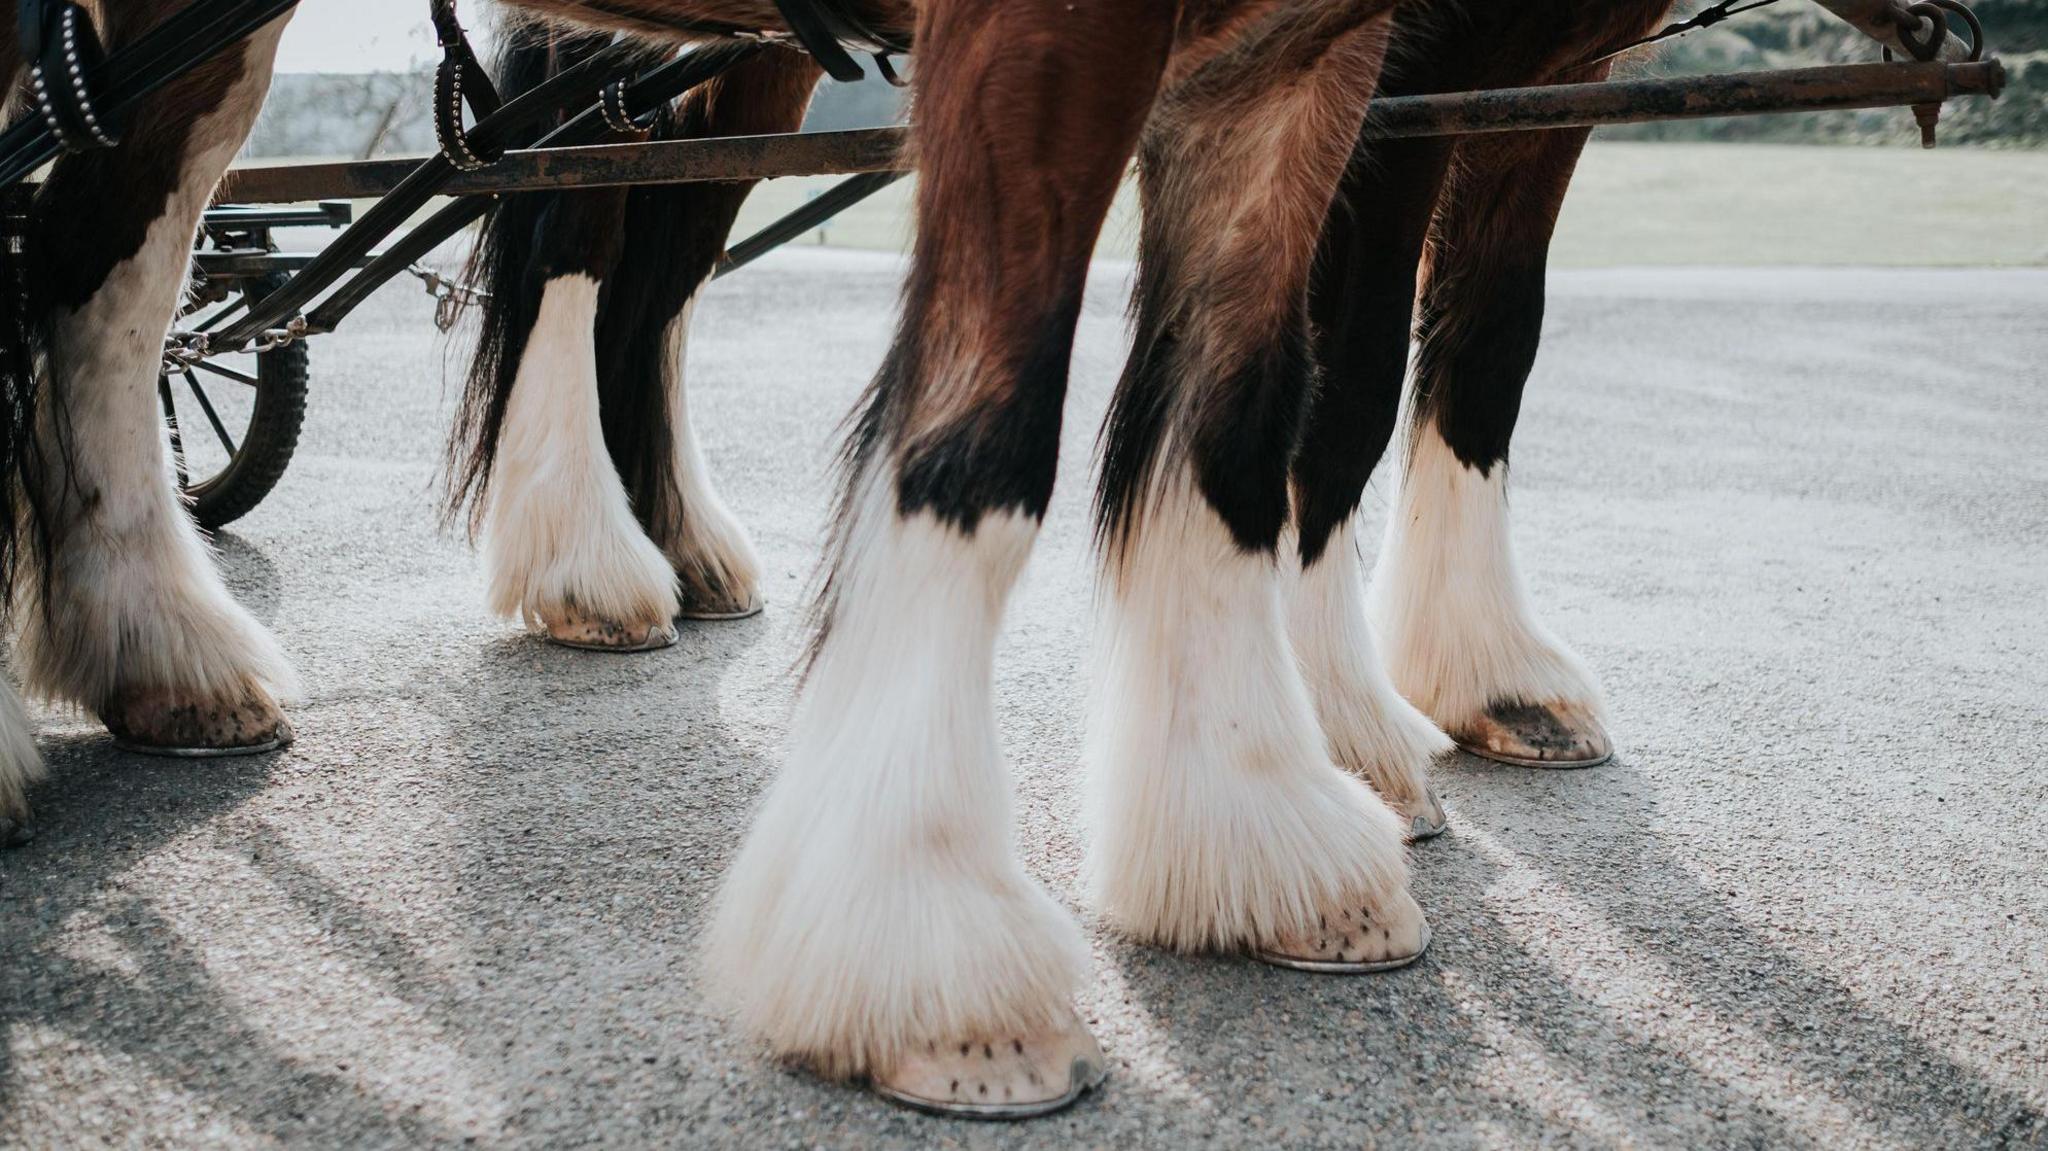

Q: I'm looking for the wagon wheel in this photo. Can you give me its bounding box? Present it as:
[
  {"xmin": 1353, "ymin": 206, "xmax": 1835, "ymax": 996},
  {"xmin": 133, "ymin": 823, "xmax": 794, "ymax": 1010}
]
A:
[{"xmin": 160, "ymin": 272, "xmax": 310, "ymax": 529}]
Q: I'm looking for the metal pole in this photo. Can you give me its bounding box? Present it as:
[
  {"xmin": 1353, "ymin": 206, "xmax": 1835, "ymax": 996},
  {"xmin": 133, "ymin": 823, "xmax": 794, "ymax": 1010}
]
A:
[
  {"xmin": 217, "ymin": 60, "xmax": 2003, "ymax": 204},
  {"xmin": 1356, "ymin": 59, "xmax": 2003, "ymax": 139},
  {"xmin": 223, "ymin": 126, "xmax": 907, "ymax": 203}
]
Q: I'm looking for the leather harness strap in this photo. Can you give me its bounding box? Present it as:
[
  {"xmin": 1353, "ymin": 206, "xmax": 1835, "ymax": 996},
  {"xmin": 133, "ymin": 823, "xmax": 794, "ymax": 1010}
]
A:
[
  {"xmin": 20, "ymin": 0, "xmax": 123, "ymax": 152},
  {"xmin": 431, "ymin": 0, "xmax": 508, "ymax": 171},
  {"xmin": 769, "ymin": 0, "xmax": 911, "ymax": 84}
]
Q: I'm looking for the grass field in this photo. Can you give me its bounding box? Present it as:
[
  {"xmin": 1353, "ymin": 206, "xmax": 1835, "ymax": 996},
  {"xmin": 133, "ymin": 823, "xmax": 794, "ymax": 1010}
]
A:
[{"xmin": 730, "ymin": 141, "xmax": 2048, "ymax": 268}]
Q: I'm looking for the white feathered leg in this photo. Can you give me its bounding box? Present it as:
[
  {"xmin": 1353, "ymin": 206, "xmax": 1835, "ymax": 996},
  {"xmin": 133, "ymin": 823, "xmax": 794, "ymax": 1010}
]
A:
[
  {"xmin": 652, "ymin": 301, "xmax": 761, "ymax": 619},
  {"xmin": 704, "ymin": 470, "xmax": 1092, "ymax": 1089},
  {"xmin": 1087, "ymin": 475, "xmax": 1427, "ymax": 970},
  {"xmin": 1369, "ymin": 424, "xmax": 1611, "ymax": 767},
  {"xmin": 15, "ymin": 21, "xmax": 295, "ymax": 754},
  {"xmin": 1287, "ymin": 519, "xmax": 1452, "ymax": 840},
  {"xmin": 0, "ymin": 679, "xmax": 43, "ymax": 845},
  {"xmin": 482, "ymin": 274, "xmax": 681, "ymax": 650}
]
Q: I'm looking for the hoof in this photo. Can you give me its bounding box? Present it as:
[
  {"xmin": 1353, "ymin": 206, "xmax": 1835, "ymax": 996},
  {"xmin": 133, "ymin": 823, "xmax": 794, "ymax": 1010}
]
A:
[
  {"xmin": 1, "ymin": 813, "xmax": 32, "ymax": 848},
  {"xmin": 101, "ymin": 687, "xmax": 293, "ymax": 758},
  {"xmin": 1257, "ymin": 887, "xmax": 1432, "ymax": 974},
  {"xmin": 544, "ymin": 614, "xmax": 679, "ymax": 652},
  {"xmin": 677, "ymin": 589, "xmax": 764, "ymax": 623},
  {"xmin": 1401, "ymin": 787, "xmax": 1449, "ymax": 843},
  {"xmin": 871, "ymin": 1012, "xmax": 1107, "ymax": 1121},
  {"xmin": 1455, "ymin": 699, "xmax": 1611, "ymax": 769}
]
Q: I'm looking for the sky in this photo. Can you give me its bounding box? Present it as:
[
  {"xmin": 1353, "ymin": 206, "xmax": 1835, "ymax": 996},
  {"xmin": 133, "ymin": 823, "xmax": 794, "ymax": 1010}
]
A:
[{"xmin": 274, "ymin": 0, "xmax": 442, "ymax": 73}]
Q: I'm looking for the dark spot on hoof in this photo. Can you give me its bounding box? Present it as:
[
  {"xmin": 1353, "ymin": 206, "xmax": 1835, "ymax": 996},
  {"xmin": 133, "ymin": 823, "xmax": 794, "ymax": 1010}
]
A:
[{"xmin": 1459, "ymin": 699, "xmax": 1613, "ymax": 769}]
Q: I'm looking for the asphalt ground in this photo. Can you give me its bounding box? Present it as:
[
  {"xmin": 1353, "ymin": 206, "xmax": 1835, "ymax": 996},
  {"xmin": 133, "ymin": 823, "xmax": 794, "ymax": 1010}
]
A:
[{"xmin": 2, "ymin": 252, "xmax": 2044, "ymax": 1148}]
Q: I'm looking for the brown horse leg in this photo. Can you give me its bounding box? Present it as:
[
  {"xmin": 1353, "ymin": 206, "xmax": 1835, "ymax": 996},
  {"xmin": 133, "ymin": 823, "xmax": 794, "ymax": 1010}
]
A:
[
  {"xmin": 1288, "ymin": 131, "xmax": 1462, "ymax": 841},
  {"xmin": 1089, "ymin": 4, "xmax": 1426, "ymax": 974},
  {"xmin": 469, "ymin": 45, "xmax": 820, "ymax": 647},
  {"xmin": 475, "ymin": 183, "xmax": 678, "ymax": 650},
  {"xmin": 1371, "ymin": 124, "xmax": 1615, "ymax": 768},
  {"xmin": 14, "ymin": 14, "xmax": 295, "ymax": 755},
  {"xmin": 455, "ymin": 25, "xmax": 676, "ymax": 650},
  {"xmin": 1329, "ymin": 0, "xmax": 1670, "ymax": 768},
  {"xmin": 597, "ymin": 49, "xmax": 822, "ymax": 620},
  {"xmin": 702, "ymin": 0, "xmax": 1171, "ymax": 1115}
]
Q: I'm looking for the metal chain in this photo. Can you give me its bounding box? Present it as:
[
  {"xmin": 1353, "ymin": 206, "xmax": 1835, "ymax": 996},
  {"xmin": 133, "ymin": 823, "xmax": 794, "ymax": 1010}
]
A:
[
  {"xmin": 162, "ymin": 330, "xmax": 211, "ymax": 369},
  {"xmin": 162, "ymin": 314, "xmax": 307, "ymax": 372},
  {"xmin": 251, "ymin": 314, "xmax": 309, "ymax": 353},
  {"xmin": 408, "ymin": 263, "xmax": 490, "ymax": 332},
  {"xmin": 162, "ymin": 266, "xmax": 480, "ymax": 373}
]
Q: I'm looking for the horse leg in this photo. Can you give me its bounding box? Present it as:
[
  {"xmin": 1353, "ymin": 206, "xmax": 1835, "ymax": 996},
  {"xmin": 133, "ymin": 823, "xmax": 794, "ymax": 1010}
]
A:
[
  {"xmin": 595, "ymin": 50, "xmax": 821, "ymax": 620},
  {"xmin": 1368, "ymin": 124, "xmax": 1614, "ymax": 767},
  {"xmin": 1288, "ymin": 130, "xmax": 1461, "ymax": 841},
  {"xmin": 0, "ymin": 680, "xmax": 41, "ymax": 846},
  {"xmin": 703, "ymin": 0, "xmax": 1171, "ymax": 1112},
  {"xmin": 1089, "ymin": 3, "xmax": 1425, "ymax": 971},
  {"xmin": 469, "ymin": 177, "xmax": 688, "ymax": 651},
  {"xmin": 14, "ymin": 15, "xmax": 294, "ymax": 753},
  {"xmin": 449, "ymin": 26, "xmax": 673, "ymax": 650}
]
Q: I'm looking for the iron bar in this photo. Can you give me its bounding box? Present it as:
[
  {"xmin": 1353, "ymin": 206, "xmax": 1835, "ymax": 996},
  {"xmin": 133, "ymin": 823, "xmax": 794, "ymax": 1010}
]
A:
[
  {"xmin": 183, "ymin": 370, "xmax": 238, "ymax": 455},
  {"xmin": 1357, "ymin": 59, "xmax": 2003, "ymax": 139},
  {"xmin": 714, "ymin": 170, "xmax": 908, "ymax": 280},
  {"xmin": 191, "ymin": 358, "xmax": 261, "ymax": 388},
  {"xmin": 217, "ymin": 60, "xmax": 2005, "ymax": 206},
  {"xmin": 225, "ymin": 125, "xmax": 907, "ymax": 203}
]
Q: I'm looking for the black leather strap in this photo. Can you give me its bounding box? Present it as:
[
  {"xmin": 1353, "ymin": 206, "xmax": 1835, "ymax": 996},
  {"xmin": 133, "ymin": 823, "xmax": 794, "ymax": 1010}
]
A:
[
  {"xmin": 770, "ymin": 0, "xmax": 910, "ymax": 84},
  {"xmin": 16, "ymin": 0, "xmax": 48, "ymax": 73},
  {"xmin": 430, "ymin": 0, "xmax": 505, "ymax": 170},
  {"xmin": 771, "ymin": 0, "xmax": 862, "ymax": 82},
  {"xmin": 21, "ymin": 0, "xmax": 122, "ymax": 152},
  {"xmin": 1, "ymin": 0, "xmax": 305, "ymax": 187},
  {"xmin": 599, "ymin": 78, "xmax": 655, "ymax": 136}
]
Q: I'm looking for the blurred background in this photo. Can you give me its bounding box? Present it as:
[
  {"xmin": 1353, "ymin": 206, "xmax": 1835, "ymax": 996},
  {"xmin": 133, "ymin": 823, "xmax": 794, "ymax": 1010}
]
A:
[{"xmin": 251, "ymin": 0, "xmax": 2047, "ymax": 266}]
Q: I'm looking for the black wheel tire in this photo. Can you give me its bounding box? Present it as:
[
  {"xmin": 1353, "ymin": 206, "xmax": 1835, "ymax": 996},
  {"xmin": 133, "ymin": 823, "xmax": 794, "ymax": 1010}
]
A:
[{"xmin": 183, "ymin": 275, "xmax": 310, "ymax": 530}]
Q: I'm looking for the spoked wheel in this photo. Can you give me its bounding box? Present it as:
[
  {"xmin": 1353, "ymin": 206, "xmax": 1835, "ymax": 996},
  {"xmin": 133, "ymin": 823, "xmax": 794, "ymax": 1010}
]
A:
[{"xmin": 160, "ymin": 273, "xmax": 310, "ymax": 529}]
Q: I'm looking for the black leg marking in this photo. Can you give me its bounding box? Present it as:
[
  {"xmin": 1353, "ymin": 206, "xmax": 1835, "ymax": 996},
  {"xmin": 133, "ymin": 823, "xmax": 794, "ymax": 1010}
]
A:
[
  {"xmin": 893, "ymin": 294, "xmax": 1083, "ymax": 534},
  {"xmin": 1412, "ymin": 256, "xmax": 1548, "ymax": 476},
  {"xmin": 1292, "ymin": 134, "xmax": 1456, "ymax": 568}
]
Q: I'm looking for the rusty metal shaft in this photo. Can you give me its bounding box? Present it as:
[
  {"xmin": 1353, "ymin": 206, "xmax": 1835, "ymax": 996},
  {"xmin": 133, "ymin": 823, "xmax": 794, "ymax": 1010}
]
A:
[
  {"xmin": 221, "ymin": 61, "xmax": 2004, "ymax": 204},
  {"xmin": 1358, "ymin": 59, "xmax": 2003, "ymax": 139}
]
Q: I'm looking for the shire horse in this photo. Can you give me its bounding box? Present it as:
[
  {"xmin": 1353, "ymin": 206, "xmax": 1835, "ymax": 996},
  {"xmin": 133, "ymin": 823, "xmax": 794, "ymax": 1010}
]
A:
[
  {"xmin": 446, "ymin": 19, "xmax": 822, "ymax": 649},
  {"xmin": 0, "ymin": 0, "xmax": 1682, "ymax": 1119}
]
